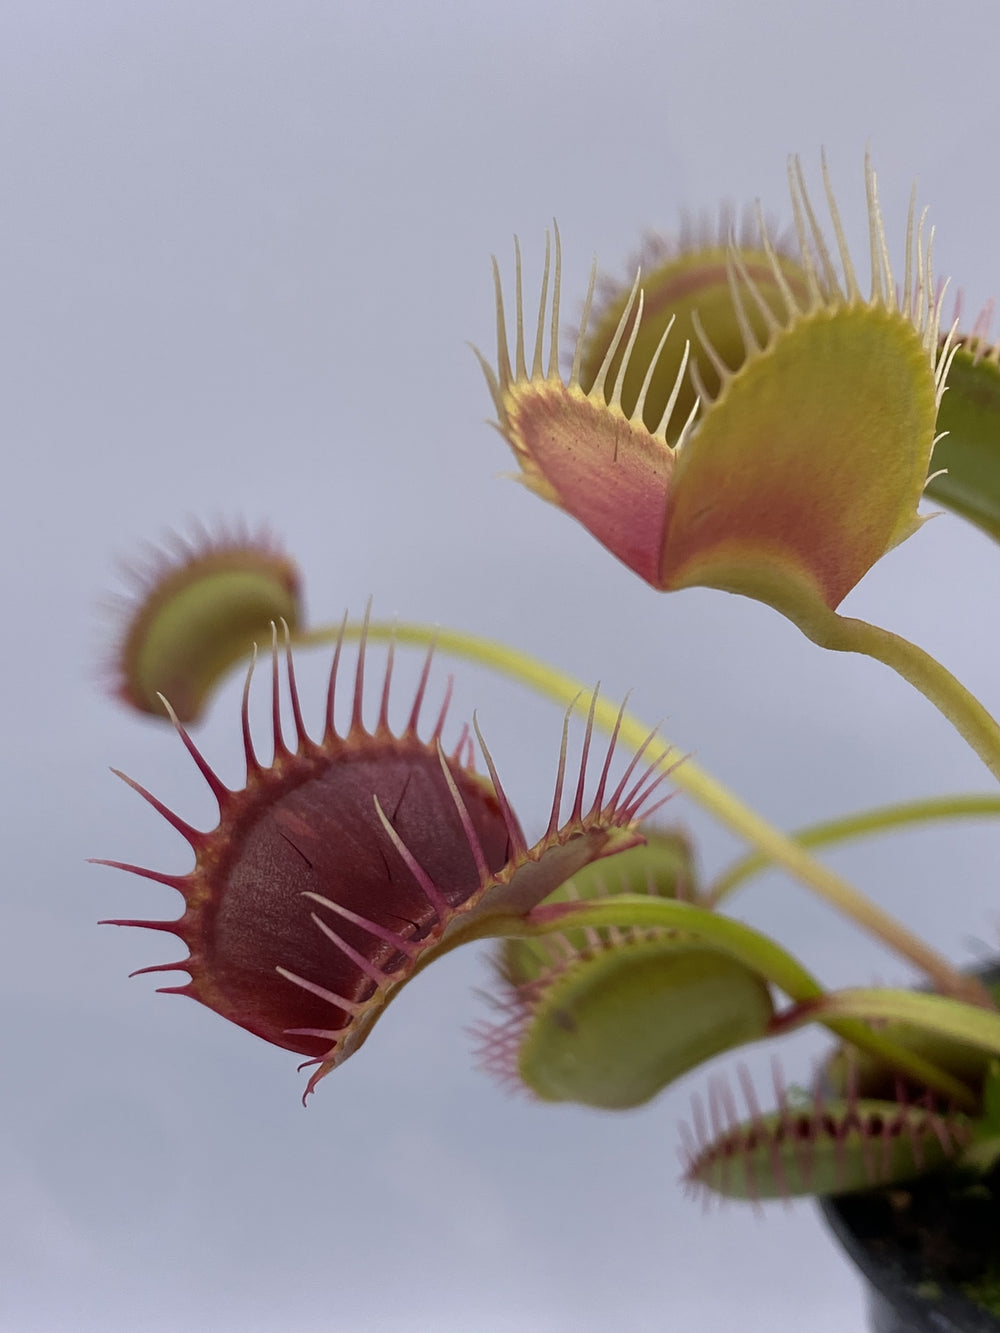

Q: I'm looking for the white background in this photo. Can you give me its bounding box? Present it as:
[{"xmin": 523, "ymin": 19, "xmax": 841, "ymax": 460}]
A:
[{"xmin": 4, "ymin": 3, "xmax": 1000, "ymax": 1330}]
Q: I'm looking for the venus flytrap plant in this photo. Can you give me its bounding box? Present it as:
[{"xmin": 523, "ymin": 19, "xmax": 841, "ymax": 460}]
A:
[
  {"xmin": 470, "ymin": 152, "xmax": 1000, "ymax": 1219},
  {"xmin": 99, "ymin": 535, "xmax": 1000, "ymax": 1153},
  {"xmin": 482, "ymin": 157, "xmax": 1000, "ymax": 790},
  {"xmin": 480, "ymin": 154, "xmax": 947, "ymax": 615},
  {"xmin": 96, "ymin": 150, "xmax": 1000, "ymax": 1307},
  {"xmin": 98, "ymin": 612, "xmax": 670, "ymax": 1099},
  {"xmin": 100, "ymin": 531, "xmax": 998, "ymax": 1132}
]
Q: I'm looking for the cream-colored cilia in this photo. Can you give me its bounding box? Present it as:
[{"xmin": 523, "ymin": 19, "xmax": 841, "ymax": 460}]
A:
[{"xmin": 478, "ymin": 155, "xmax": 956, "ymax": 621}]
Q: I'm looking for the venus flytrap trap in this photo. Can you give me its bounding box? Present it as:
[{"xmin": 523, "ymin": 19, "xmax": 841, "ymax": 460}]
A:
[
  {"xmin": 98, "ymin": 614, "xmax": 667, "ymax": 1098},
  {"xmin": 483, "ymin": 156, "xmax": 1000, "ymax": 791},
  {"xmin": 680, "ymin": 1069, "xmax": 978, "ymax": 1203},
  {"xmin": 473, "ymin": 833, "xmax": 776, "ymax": 1110},
  {"xmin": 481, "ymin": 153, "xmax": 946, "ymax": 615},
  {"xmin": 107, "ymin": 521, "xmax": 303, "ymax": 722},
  {"xmin": 97, "ymin": 151, "xmax": 1000, "ymax": 1318}
]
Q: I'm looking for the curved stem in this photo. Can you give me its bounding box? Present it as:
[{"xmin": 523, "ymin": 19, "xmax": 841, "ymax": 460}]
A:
[
  {"xmin": 706, "ymin": 793, "xmax": 1000, "ymax": 907},
  {"xmin": 772, "ymin": 986, "xmax": 1000, "ymax": 1072},
  {"xmin": 782, "ymin": 599, "xmax": 1000, "ymax": 785},
  {"xmin": 293, "ymin": 620, "xmax": 989, "ymax": 1005}
]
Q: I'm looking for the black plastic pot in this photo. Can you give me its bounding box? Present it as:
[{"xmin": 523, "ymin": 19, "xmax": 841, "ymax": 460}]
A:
[{"xmin": 820, "ymin": 1177, "xmax": 1000, "ymax": 1331}]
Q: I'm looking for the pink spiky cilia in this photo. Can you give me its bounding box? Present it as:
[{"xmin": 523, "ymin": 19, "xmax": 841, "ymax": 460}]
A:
[{"xmin": 96, "ymin": 617, "xmax": 669, "ymax": 1099}]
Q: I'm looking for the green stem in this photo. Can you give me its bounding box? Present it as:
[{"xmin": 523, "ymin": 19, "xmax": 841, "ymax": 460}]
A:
[
  {"xmin": 472, "ymin": 896, "xmax": 979, "ymax": 1111},
  {"xmin": 706, "ymin": 793, "xmax": 1000, "ymax": 907},
  {"xmin": 293, "ymin": 620, "xmax": 988, "ymax": 1005},
  {"xmin": 783, "ymin": 600, "xmax": 1000, "ymax": 785},
  {"xmin": 772, "ymin": 986, "xmax": 1000, "ymax": 1071}
]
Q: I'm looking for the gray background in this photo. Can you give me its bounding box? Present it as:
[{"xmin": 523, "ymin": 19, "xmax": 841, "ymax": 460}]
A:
[{"xmin": 4, "ymin": 2, "xmax": 1000, "ymax": 1330}]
